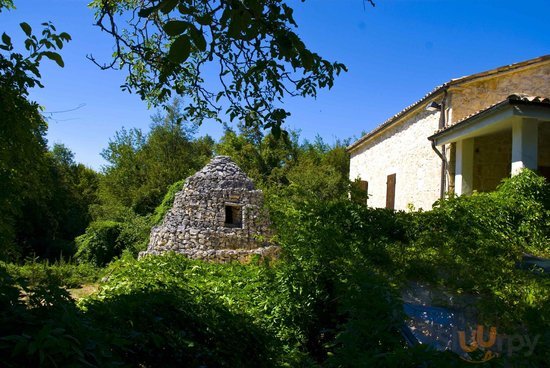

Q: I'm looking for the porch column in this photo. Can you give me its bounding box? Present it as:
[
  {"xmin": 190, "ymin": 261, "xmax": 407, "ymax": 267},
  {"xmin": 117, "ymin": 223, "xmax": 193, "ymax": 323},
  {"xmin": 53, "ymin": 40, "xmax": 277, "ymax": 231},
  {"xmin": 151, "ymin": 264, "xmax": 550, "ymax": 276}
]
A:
[
  {"xmin": 511, "ymin": 118, "xmax": 538, "ymax": 175},
  {"xmin": 455, "ymin": 138, "xmax": 474, "ymax": 195}
]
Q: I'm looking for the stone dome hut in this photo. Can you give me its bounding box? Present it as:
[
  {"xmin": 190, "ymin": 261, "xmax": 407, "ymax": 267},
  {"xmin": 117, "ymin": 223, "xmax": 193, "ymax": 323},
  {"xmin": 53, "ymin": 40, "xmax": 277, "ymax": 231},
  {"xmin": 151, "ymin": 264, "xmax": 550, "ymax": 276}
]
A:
[{"xmin": 140, "ymin": 156, "xmax": 277, "ymax": 262}]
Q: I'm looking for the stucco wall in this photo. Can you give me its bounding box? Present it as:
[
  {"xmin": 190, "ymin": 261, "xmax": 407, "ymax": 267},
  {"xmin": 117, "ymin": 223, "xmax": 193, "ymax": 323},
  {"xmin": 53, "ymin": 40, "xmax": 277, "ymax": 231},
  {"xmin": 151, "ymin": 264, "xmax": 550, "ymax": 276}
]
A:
[
  {"xmin": 451, "ymin": 63, "xmax": 550, "ymax": 123},
  {"xmin": 473, "ymin": 130, "xmax": 512, "ymax": 192},
  {"xmin": 349, "ymin": 110, "xmax": 441, "ymax": 211}
]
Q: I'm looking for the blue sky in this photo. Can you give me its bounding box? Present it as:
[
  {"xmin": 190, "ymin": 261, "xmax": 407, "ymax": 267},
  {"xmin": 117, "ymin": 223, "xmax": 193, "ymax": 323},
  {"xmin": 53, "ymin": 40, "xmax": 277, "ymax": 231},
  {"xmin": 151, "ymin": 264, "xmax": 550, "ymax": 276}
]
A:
[{"xmin": 1, "ymin": 0, "xmax": 548, "ymax": 170}]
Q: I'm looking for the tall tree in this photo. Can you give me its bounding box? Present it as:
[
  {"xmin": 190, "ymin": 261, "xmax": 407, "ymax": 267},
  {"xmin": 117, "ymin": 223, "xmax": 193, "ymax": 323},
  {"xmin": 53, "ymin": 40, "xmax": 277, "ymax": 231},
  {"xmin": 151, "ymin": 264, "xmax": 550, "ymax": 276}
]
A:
[
  {"xmin": 15, "ymin": 145, "xmax": 100, "ymax": 259},
  {"xmin": 99, "ymin": 98, "xmax": 214, "ymax": 215},
  {"xmin": 216, "ymin": 127, "xmax": 350, "ymax": 201},
  {"xmin": 0, "ymin": 2, "xmax": 70, "ymax": 258},
  {"xmin": 216, "ymin": 125, "xmax": 299, "ymax": 187}
]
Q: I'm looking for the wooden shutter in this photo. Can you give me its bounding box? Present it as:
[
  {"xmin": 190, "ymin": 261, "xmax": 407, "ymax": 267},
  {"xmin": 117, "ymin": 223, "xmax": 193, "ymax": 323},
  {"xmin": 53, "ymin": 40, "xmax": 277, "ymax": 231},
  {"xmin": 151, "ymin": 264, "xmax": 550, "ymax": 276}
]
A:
[
  {"xmin": 360, "ymin": 180, "xmax": 368, "ymax": 195},
  {"xmin": 360, "ymin": 180, "xmax": 368, "ymax": 205},
  {"xmin": 386, "ymin": 174, "xmax": 396, "ymax": 210}
]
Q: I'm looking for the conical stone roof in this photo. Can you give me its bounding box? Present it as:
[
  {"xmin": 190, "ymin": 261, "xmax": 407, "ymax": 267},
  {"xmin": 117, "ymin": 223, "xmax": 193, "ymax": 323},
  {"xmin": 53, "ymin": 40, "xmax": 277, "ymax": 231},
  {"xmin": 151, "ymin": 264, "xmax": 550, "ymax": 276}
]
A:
[
  {"xmin": 140, "ymin": 156, "xmax": 277, "ymax": 262},
  {"xmin": 186, "ymin": 156, "xmax": 255, "ymax": 191}
]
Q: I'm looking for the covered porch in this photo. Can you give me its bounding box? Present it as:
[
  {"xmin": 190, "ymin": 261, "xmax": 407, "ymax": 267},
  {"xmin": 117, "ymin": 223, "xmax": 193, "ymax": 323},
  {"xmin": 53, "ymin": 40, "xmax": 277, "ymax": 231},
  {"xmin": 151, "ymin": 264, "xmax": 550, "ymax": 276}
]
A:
[{"xmin": 429, "ymin": 95, "xmax": 550, "ymax": 196}]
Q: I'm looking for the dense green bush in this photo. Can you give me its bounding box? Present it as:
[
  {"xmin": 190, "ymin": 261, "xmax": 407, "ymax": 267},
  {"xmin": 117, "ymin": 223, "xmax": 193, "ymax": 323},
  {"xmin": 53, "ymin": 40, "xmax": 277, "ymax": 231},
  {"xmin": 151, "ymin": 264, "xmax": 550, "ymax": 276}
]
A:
[
  {"xmin": 393, "ymin": 171, "xmax": 550, "ymax": 326},
  {"xmin": 76, "ymin": 211, "xmax": 151, "ymax": 266},
  {"xmin": 81, "ymin": 253, "xmax": 310, "ymax": 367},
  {"xmin": 267, "ymin": 169, "xmax": 550, "ymax": 366},
  {"xmin": 270, "ymin": 199, "xmax": 443, "ymax": 366},
  {"xmin": 75, "ymin": 221, "xmax": 124, "ymax": 266},
  {"xmin": 390, "ymin": 171, "xmax": 550, "ymax": 366}
]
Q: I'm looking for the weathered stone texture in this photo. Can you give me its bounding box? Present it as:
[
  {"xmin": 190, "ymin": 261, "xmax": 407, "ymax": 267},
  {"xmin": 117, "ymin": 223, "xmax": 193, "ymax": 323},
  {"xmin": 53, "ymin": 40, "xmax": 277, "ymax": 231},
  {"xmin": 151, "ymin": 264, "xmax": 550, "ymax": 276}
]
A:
[
  {"xmin": 472, "ymin": 130, "xmax": 512, "ymax": 192},
  {"xmin": 140, "ymin": 156, "xmax": 277, "ymax": 262},
  {"xmin": 451, "ymin": 63, "xmax": 550, "ymax": 124},
  {"xmin": 349, "ymin": 110, "xmax": 442, "ymax": 211}
]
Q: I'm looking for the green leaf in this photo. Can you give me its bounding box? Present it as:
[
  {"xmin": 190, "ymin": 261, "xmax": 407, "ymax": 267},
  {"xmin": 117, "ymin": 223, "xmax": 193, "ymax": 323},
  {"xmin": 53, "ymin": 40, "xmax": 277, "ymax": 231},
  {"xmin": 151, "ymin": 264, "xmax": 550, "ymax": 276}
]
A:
[
  {"xmin": 159, "ymin": 0, "xmax": 179, "ymax": 14},
  {"xmin": 271, "ymin": 125, "xmax": 281, "ymax": 139},
  {"xmin": 196, "ymin": 14, "xmax": 212, "ymax": 26},
  {"xmin": 59, "ymin": 32, "xmax": 71, "ymax": 42},
  {"xmin": 177, "ymin": 3, "xmax": 193, "ymax": 15},
  {"xmin": 20, "ymin": 22, "xmax": 32, "ymax": 36},
  {"xmin": 1, "ymin": 32, "xmax": 12, "ymax": 47},
  {"xmin": 163, "ymin": 21, "xmax": 189, "ymax": 37},
  {"xmin": 168, "ymin": 35, "xmax": 191, "ymax": 63},
  {"xmin": 42, "ymin": 51, "xmax": 64, "ymax": 67},
  {"xmin": 138, "ymin": 6, "xmax": 158, "ymax": 18},
  {"xmin": 189, "ymin": 26, "xmax": 206, "ymax": 52}
]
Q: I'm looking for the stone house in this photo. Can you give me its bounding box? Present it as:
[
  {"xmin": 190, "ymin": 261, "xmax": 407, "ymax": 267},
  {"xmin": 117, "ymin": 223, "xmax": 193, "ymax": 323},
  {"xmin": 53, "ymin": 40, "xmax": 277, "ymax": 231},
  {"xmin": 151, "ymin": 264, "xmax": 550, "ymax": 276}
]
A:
[
  {"xmin": 140, "ymin": 156, "xmax": 277, "ymax": 262},
  {"xmin": 348, "ymin": 55, "xmax": 550, "ymax": 211}
]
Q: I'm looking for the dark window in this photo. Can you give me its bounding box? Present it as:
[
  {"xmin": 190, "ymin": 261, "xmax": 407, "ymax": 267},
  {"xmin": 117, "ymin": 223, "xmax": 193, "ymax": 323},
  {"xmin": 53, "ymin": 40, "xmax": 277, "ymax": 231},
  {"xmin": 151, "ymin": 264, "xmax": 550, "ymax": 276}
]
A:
[
  {"xmin": 538, "ymin": 166, "xmax": 550, "ymax": 182},
  {"xmin": 386, "ymin": 174, "xmax": 396, "ymax": 210},
  {"xmin": 224, "ymin": 204, "xmax": 242, "ymax": 228}
]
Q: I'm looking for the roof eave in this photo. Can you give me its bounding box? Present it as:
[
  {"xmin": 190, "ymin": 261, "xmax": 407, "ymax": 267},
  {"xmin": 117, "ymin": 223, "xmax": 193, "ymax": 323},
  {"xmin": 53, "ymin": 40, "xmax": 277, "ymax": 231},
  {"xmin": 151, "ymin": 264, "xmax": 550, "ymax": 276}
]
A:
[
  {"xmin": 427, "ymin": 100, "xmax": 511, "ymax": 143},
  {"xmin": 348, "ymin": 54, "xmax": 550, "ymax": 153},
  {"xmin": 347, "ymin": 86, "xmax": 447, "ymax": 153},
  {"xmin": 428, "ymin": 99, "xmax": 550, "ymax": 145}
]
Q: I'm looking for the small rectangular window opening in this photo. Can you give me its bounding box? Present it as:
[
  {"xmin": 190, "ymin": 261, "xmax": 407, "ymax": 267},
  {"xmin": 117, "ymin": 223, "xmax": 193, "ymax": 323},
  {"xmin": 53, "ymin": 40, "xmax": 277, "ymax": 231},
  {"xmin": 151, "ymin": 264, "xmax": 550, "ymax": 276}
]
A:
[{"xmin": 224, "ymin": 204, "xmax": 242, "ymax": 228}]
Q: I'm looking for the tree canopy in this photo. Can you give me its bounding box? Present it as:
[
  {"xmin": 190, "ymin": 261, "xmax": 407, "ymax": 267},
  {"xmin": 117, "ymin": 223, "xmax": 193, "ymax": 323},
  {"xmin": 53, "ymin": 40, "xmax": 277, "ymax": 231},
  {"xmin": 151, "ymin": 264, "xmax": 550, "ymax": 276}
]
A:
[
  {"xmin": 89, "ymin": 0, "xmax": 350, "ymax": 136},
  {"xmin": 98, "ymin": 98, "xmax": 214, "ymax": 215}
]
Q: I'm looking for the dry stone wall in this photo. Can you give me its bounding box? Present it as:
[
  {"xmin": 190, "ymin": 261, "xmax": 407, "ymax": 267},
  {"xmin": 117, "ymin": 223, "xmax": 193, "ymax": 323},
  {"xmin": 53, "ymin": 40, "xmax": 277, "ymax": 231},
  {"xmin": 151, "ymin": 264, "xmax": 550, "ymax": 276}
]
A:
[{"xmin": 140, "ymin": 156, "xmax": 277, "ymax": 262}]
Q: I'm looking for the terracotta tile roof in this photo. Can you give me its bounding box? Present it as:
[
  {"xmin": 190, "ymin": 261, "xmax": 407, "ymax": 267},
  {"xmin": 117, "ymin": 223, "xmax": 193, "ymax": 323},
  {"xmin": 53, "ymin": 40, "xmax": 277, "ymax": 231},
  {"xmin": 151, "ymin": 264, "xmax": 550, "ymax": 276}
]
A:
[
  {"xmin": 507, "ymin": 94, "xmax": 550, "ymax": 104},
  {"xmin": 428, "ymin": 94, "xmax": 550, "ymax": 141},
  {"xmin": 347, "ymin": 54, "xmax": 550, "ymax": 152}
]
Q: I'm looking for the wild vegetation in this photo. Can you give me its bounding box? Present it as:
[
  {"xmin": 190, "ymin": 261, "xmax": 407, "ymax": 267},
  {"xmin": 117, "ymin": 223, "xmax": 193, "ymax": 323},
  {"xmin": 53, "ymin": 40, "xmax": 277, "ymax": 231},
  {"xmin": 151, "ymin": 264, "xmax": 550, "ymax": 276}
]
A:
[
  {"xmin": 2, "ymin": 170, "xmax": 548, "ymax": 367},
  {"xmin": 1, "ymin": 1, "xmax": 548, "ymax": 367}
]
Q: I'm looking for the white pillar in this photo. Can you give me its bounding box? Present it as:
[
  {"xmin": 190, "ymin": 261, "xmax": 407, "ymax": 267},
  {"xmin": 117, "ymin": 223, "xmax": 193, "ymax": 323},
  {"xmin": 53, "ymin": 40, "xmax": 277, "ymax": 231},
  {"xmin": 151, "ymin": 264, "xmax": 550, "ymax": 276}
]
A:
[
  {"xmin": 511, "ymin": 118, "xmax": 538, "ymax": 175},
  {"xmin": 455, "ymin": 138, "xmax": 474, "ymax": 195}
]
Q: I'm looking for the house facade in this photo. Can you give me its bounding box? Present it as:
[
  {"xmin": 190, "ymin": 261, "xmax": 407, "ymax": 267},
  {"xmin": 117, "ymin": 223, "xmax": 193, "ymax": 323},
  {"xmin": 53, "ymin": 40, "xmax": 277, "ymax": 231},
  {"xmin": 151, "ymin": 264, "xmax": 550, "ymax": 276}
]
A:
[{"xmin": 348, "ymin": 55, "xmax": 550, "ymax": 211}]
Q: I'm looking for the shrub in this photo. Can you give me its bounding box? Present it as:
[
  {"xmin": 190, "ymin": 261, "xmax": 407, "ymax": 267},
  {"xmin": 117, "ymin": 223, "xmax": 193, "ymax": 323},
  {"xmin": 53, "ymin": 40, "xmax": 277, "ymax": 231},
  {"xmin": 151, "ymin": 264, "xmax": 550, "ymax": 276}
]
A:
[
  {"xmin": 267, "ymin": 170, "xmax": 550, "ymax": 365},
  {"xmin": 76, "ymin": 211, "xmax": 151, "ymax": 266},
  {"xmin": 386, "ymin": 170, "xmax": 550, "ymax": 365},
  {"xmin": 78, "ymin": 180, "xmax": 182, "ymax": 266},
  {"xmin": 151, "ymin": 179, "xmax": 184, "ymax": 225},
  {"xmin": 81, "ymin": 253, "xmax": 309, "ymax": 367},
  {"xmin": 115, "ymin": 212, "xmax": 151, "ymax": 256},
  {"xmin": 1, "ymin": 259, "xmax": 100, "ymax": 289},
  {"xmin": 75, "ymin": 221, "xmax": 124, "ymax": 266}
]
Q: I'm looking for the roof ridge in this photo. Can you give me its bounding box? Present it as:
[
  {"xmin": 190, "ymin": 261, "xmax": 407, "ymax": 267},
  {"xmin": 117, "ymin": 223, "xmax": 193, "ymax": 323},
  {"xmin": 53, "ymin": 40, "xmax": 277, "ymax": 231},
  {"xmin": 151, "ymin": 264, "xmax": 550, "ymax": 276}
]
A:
[{"xmin": 347, "ymin": 54, "xmax": 550, "ymax": 152}]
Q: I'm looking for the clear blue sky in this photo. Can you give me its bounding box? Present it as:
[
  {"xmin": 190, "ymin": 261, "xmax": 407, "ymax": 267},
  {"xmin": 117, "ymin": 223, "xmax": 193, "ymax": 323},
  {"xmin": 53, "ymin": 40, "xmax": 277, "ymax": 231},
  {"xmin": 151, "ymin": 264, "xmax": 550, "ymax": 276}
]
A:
[{"xmin": 1, "ymin": 0, "xmax": 548, "ymax": 170}]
